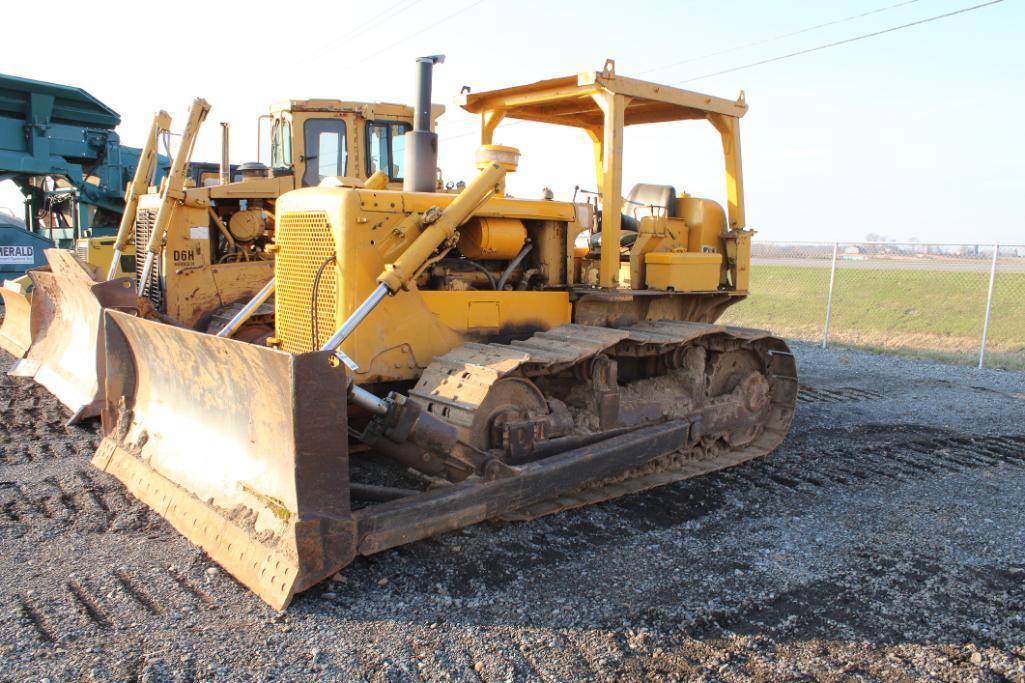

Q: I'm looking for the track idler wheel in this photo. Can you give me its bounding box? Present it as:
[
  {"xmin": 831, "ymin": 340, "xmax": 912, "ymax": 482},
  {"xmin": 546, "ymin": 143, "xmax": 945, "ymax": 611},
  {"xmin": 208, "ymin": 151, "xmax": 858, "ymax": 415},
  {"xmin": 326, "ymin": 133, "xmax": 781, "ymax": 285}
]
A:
[{"xmin": 702, "ymin": 348, "xmax": 772, "ymax": 448}]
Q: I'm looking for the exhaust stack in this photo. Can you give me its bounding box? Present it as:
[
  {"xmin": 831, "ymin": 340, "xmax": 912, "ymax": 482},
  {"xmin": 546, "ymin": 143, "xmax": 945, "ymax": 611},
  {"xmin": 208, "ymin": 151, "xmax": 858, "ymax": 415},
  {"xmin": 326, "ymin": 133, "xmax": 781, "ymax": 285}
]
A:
[
  {"xmin": 220, "ymin": 122, "xmax": 230, "ymax": 185},
  {"xmin": 403, "ymin": 55, "xmax": 444, "ymax": 193}
]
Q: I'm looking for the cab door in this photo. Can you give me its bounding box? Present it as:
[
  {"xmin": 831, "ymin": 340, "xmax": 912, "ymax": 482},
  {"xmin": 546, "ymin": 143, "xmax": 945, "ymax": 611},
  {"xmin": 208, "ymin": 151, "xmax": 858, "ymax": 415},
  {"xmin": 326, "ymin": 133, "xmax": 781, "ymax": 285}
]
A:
[
  {"xmin": 301, "ymin": 118, "xmax": 347, "ymax": 187},
  {"xmin": 365, "ymin": 121, "xmax": 411, "ymax": 184}
]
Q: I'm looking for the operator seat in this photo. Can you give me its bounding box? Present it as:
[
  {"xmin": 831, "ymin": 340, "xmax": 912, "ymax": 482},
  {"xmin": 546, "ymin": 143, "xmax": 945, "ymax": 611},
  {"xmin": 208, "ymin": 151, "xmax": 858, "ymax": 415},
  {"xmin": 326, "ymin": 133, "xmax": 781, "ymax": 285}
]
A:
[
  {"xmin": 622, "ymin": 183, "xmax": 677, "ymax": 230},
  {"xmin": 591, "ymin": 183, "xmax": 677, "ymax": 251}
]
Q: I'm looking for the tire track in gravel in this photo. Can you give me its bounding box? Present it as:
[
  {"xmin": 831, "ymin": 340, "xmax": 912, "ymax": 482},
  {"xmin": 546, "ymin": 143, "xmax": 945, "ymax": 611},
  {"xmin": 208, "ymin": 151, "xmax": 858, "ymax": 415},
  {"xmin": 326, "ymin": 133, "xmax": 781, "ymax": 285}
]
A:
[
  {"xmin": 402, "ymin": 430, "xmax": 1025, "ymax": 599},
  {"xmin": 0, "ymin": 480, "xmax": 53, "ymax": 519},
  {"xmin": 680, "ymin": 553, "xmax": 1025, "ymax": 649},
  {"xmin": 66, "ymin": 578, "xmax": 117, "ymax": 630},
  {"xmin": 166, "ymin": 566, "xmax": 219, "ymax": 609},
  {"xmin": 2, "ymin": 346, "xmax": 1024, "ymax": 680},
  {"xmin": 9, "ymin": 565, "xmax": 226, "ymax": 644},
  {"xmin": 0, "ymin": 361, "xmax": 100, "ymax": 466},
  {"xmin": 565, "ymin": 629, "xmax": 631, "ymax": 680},
  {"xmin": 408, "ymin": 630, "xmax": 483, "ymax": 681},
  {"xmin": 0, "ymin": 467, "xmax": 141, "ymax": 531},
  {"xmin": 16, "ymin": 596, "xmax": 56, "ymax": 643},
  {"xmin": 113, "ymin": 569, "xmax": 165, "ymax": 615},
  {"xmin": 463, "ymin": 629, "xmax": 536, "ymax": 681},
  {"xmin": 511, "ymin": 631, "xmax": 564, "ymax": 682},
  {"xmin": 518, "ymin": 629, "xmax": 597, "ymax": 680}
]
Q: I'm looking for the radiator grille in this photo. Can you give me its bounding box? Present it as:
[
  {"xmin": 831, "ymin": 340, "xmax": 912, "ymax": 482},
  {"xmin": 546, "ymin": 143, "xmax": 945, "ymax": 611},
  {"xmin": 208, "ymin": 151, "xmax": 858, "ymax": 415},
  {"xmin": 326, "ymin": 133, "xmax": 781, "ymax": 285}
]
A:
[
  {"xmin": 133, "ymin": 208, "xmax": 161, "ymax": 310},
  {"xmin": 275, "ymin": 211, "xmax": 336, "ymax": 354},
  {"xmin": 74, "ymin": 241, "xmax": 89, "ymax": 264}
]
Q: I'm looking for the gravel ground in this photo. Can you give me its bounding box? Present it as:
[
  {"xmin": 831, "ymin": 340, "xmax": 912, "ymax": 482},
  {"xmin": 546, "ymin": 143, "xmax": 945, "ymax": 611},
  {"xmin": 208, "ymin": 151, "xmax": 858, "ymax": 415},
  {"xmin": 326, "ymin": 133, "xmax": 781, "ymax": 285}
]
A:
[{"xmin": 1, "ymin": 341, "xmax": 1023, "ymax": 682}]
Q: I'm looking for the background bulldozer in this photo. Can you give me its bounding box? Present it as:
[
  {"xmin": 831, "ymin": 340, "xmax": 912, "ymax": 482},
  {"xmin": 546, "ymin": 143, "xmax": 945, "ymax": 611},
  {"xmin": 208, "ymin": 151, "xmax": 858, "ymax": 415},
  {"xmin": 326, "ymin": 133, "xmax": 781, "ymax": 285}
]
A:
[
  {"xmin": 93, "ymin": 57, "xmax": 798, "ymax": 609},
  {"xmin": 6, "ymin": 92, "xmax": 441, "ymax": 421}
]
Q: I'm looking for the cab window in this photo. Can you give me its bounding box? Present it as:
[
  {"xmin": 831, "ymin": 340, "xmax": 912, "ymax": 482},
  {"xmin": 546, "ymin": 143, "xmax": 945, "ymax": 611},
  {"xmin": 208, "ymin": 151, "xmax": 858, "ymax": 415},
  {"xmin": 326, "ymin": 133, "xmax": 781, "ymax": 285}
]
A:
[
  {"xmin": 271, "ymin": 118, "xmax": 292, "ymax": 172},
  {"xmin": 302, "ymin": 118, "xmax": 347, "ymax": 187},
  {"xmin": 366, "ymin": 121, "xmax": 411, "ymax": 181}
]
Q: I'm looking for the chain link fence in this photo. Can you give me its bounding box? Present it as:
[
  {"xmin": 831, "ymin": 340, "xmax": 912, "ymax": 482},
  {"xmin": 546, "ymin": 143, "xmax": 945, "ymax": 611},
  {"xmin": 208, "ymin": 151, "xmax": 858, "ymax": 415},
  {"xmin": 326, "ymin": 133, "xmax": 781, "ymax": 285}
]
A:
[{"xmin": 718, "ymin": 242, "xmax": 1025, "ymax": 371}]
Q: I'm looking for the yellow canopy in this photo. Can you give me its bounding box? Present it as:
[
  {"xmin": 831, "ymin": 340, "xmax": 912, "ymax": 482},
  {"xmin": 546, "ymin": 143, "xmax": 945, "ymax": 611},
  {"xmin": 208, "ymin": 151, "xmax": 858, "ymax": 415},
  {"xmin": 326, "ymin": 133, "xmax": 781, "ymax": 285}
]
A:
[{"xmin": 459, "ymin": 60, "xmax": 748, "ymax": 288}]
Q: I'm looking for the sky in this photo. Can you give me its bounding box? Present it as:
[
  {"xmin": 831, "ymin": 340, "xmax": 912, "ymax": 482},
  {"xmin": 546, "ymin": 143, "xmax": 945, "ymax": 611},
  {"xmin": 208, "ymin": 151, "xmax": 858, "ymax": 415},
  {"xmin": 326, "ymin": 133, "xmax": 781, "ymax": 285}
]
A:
[{"xmin": 2, "ymin": 0, "xmax": 1022, "ymax": 244}]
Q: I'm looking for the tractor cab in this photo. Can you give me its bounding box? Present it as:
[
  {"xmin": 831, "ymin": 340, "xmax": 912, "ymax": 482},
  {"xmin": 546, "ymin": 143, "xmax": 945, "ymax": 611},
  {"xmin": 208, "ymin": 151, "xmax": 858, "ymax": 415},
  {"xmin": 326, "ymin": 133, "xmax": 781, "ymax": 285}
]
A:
[
  {"xmin": 125, "ymin": 98, "xmax": 445, "ymax": 327},
  {"xmin": 267, "ymin": 99, "xmax": 445, "ymax": 190},
  {"xmin": 460, "ymin": 59, "xmax": 752, "ymax": 295}
]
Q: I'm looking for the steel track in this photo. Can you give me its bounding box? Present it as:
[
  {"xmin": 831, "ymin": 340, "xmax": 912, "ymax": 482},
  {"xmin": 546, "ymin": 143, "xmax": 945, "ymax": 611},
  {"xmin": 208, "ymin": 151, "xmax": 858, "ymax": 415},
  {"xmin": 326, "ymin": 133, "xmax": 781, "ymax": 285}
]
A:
[{"xmin": 409, "ymin": 320, "xmax": 799, "ymax": 520}]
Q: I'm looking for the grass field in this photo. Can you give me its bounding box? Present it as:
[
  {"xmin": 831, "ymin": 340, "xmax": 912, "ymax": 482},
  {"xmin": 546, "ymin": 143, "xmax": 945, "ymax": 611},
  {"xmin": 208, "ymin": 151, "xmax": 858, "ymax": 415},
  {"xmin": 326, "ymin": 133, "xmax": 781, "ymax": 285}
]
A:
[{"xmin": 718, "ymin": 265, "xmax": 1025, "ymax": 371}]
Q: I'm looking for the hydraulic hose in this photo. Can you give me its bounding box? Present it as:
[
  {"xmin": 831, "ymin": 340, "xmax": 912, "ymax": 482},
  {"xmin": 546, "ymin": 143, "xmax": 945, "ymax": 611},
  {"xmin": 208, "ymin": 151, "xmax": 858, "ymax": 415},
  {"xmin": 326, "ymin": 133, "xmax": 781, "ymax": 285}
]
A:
[{"xmin": 497, "ymin": 241, "xmax": 533, "ymax": 290}]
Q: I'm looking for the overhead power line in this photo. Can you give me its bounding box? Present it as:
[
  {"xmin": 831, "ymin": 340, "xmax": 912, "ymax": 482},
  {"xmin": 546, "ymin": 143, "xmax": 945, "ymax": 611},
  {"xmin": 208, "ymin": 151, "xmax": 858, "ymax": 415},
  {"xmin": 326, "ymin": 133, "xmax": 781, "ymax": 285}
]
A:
[
  {"xmin": 262, "ymin": 0, "xmax": 487, "ymax": 90},
  {"xmin": 263, "ymin": 0, "xmax": 429, "ymax": 81},
  {"xmin": 640, "ymin": 0, "xmax": 926, "ymax": 76},
  {"xmin": 296, "ymin": 0, "xmax": 429, "ymax": 68},
  {"xmin": 441, "ymin": 0, "xmax": 1003, "ymax": 143},
  {"xmin": 673, "ymin": 0, "xmax": 1004, "ymax": 84},
  {"xmin": 349, "ymin": 0, "xmax": 491, "ymax": 69}
]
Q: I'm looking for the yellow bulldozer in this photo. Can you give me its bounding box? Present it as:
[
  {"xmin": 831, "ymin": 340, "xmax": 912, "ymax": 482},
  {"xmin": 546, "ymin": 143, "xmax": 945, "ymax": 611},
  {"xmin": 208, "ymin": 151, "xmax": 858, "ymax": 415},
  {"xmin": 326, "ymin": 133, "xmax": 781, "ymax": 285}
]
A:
[
  {"xmin": 2, "ymin": 92, "xmax": 441, "ymax": 421},
  {"xmin": 91, "ymin": 57, "xmax": 798, "ymax": 609}
]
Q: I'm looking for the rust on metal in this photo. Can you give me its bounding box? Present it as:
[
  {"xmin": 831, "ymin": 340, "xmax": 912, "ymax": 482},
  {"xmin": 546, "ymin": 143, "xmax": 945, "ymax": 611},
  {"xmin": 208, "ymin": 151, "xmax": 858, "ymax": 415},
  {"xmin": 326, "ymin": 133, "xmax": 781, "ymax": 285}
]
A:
[
  {"xmin": 91, "ymin": 313, "xmax": 797, "ymax": 610},
  {"xmin": 93, "ymin": 311, "xmax": 354, "ymax": 609},
  {"xmin": 408, "ymin": 320, "xmax": 797, "ymax": 519},
  {"xmin": 9, "ymin": 250, "xmax": 137, "ymax": 421},
  {"xmin": 353, "ymin": 420, "xmax": 691, "ymax": 556},
  {"xmin": 0, "ymin": 279, "xmax": 36, "ymax": 358}
]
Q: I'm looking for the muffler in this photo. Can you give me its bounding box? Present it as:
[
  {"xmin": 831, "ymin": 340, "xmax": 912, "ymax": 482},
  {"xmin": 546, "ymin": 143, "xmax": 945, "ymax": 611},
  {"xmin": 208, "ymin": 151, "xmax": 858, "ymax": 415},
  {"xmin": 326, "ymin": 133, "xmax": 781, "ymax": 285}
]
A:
[{"xmin": 403, "ymin": 55, "xmax": 444, "ymax": 193}]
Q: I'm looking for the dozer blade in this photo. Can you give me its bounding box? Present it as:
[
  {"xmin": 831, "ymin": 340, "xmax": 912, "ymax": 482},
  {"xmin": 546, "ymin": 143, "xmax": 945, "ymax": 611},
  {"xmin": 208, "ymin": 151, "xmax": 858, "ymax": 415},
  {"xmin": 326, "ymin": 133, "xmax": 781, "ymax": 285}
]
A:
[
  {"xmin": 92, "ymin": 311, "xmax": 355, "ymax": 609},
  {"xmin": 0, "ymin": 277, "xmax": 35, "ymax": 358},
  {"xmin": 9, "ymin": 250, "xmax": 136, "ymax": 421},
  {"xmin": 89, "ymin": 312, "xmax": 699, "ymax": 610}
]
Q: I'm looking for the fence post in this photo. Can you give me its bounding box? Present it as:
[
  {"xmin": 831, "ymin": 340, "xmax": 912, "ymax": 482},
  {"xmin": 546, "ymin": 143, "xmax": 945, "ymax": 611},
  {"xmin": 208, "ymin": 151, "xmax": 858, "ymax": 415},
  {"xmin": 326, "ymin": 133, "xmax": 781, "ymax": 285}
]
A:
[
  {"xmin": 822, "ymin": 241, "xmax": 838, "ymax": 348},
  {"xmin": 978, "ymin": 242, "xmax": 999, "ymax": 369}
]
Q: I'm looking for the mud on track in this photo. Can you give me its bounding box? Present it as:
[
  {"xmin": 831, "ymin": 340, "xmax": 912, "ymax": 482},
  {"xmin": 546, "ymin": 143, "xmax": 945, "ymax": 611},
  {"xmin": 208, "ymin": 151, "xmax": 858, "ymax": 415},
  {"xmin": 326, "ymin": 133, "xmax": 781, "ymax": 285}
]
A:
[{"xmin": 0, "ymin": 342, "xmax": 1023, "ymax": 681}]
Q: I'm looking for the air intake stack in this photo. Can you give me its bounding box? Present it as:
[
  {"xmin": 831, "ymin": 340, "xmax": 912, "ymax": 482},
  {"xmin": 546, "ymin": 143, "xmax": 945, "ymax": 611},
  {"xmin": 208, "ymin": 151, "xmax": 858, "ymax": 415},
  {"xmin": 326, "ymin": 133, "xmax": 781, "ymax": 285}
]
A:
[{"xmin": 403, "ymin": 54, "xmax": 444, "ymax": 192}]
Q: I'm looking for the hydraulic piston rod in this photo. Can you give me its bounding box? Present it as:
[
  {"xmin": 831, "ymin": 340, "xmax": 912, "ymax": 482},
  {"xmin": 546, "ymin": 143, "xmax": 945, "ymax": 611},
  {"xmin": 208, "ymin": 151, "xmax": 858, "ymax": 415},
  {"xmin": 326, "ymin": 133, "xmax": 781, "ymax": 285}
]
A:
[
  {"xmin": 319, "ymin": 283, "xmax": 389, "ymax": 354},
  {"xmin": 107, "ymin": 111, "xmax": 172, "ymax": 281},
  {"xmin": 351, "ymin": 385, "xmax": 388, "ymax": 415},
  {"xmin": 320, "ymin": 161, "xmax": 506, "ymax": 365},
  {"xmin": 315, "ymin": 161, "xmax": 505, "ymax": 414},
  {"xmin": 138, "ymin": 98, "xmax": 211, "ymax": 295}
]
